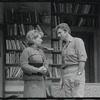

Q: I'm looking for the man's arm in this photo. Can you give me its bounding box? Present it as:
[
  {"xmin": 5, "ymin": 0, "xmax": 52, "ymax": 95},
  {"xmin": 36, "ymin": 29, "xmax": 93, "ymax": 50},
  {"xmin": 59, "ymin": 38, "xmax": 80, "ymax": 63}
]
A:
[{"xmin": 77, "ymin": 61, "xmax": 85, "ymax": 75}]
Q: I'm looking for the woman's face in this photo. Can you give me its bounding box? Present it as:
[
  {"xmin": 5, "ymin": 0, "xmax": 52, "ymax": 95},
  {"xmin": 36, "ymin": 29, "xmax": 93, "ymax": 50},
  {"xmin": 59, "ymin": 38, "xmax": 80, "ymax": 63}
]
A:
[
  {"xmin": 57, "ymin": 28, "xmax": 68, "ymax": 41},
  {"xmin": 32, "ymin": 34, "xmax": 43, "ymax": 46}
]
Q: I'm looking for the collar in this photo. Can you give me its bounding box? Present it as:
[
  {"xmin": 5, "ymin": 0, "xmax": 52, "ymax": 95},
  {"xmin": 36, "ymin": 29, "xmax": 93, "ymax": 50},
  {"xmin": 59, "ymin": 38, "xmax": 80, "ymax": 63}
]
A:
[
  {"xmin": 31, "ymin": 45, "xmax": 39, "ymax": 50},
  {"xmin": 62, "ymin": 34, "xmax": 73, "ymax": 50},
  {"xmin": 67, "ymin": 34, "xmax": 73, "ymax": 42}
]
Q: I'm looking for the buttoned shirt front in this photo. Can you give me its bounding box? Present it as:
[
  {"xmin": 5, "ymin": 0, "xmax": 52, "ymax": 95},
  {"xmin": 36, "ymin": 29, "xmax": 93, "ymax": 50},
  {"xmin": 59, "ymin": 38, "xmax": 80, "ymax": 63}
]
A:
[{"xmin": 61, "ymin": 34, "xmax": 87, "ymax": 67}]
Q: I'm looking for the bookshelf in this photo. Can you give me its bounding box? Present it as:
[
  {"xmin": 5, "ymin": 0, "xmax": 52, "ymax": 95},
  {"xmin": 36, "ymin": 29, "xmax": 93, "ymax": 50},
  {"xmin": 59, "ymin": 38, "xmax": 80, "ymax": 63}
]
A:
[
  {"xmin": 3, "ymin": 3, "xmax": 51, "ymax": 98},
  {"xmin": 51, "ymin": 1, "xmax": 98, "ymax": 83}
]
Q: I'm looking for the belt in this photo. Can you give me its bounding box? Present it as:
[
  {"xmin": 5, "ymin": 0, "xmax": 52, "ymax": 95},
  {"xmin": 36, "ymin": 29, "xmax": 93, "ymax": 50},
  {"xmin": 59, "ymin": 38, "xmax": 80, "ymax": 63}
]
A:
[
  {"xmin": 62, "ymin": 64, "xmax": 78, "ymax": 70},
  {"xmin": 29, "ymin": 63, "xmax": 43, "ymax": 68}
]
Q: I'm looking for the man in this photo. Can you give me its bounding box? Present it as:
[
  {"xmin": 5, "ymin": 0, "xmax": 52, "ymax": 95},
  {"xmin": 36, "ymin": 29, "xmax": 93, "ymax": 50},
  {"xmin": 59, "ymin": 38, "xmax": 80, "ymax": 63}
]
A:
[{"xmin": 55, "ymin": 23, "xmax": 87, "ymax": 97}]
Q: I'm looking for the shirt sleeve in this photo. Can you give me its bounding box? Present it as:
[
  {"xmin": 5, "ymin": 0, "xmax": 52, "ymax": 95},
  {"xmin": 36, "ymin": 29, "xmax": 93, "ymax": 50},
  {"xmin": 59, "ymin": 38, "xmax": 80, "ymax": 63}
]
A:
[
  {"xmin": 75, "ymin": 38, "xmax": 87, "ymax": 62},
  {"xmin": 20, "ymin": 48, "xmax": 38, "ymax": 74}
]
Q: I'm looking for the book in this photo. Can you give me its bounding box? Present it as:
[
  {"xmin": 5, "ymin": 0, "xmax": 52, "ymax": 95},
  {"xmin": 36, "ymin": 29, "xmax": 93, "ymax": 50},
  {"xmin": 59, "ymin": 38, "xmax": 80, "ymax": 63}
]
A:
[
  {"xmin": 10, "ymin": 40, "xmax": 17, "ymax": 50},
  {"xmin": 82, "ymin": 4, "xmax": 91, "ymax": 14},
  {"xmin": 36, "ymin": 25, "xmax": 44, "ymax": 37},
  {"xmin": 14, "ymin": 24, "xmax": 17, "ymax": 35},
  {"xmin": 6, "ymin": 40, "xmax": 9, "ymax": 50},
  {"xmin": 77, "ymin": 4, "xmax": 84, "ymax": 14},
  {"xmin": 53, "ymin": 2, "xmax": 57, "ymax": 12},
  {"xmin": 6, "ymin": 53, "xmax": 10, "ymax": 64},
  {"xmin": 74, "ymin": 3, "xmax": 79, "ymax": 13},
  {"xmin": 88, "ymin": 5, "xmax": 96, "ymax": 14},
  {"xmin": 15, "ymin": 40, "xmax": 21, "ymax": 50},
  {"xmin": 8, "ymin": 40, "xmax": 12, "ymax": 50},
  {"xmin": 34, "ymin": 10, "xmax": 38, "ymax": 23},
  {"xmin": 21, "ymin": 24, "xmax": 25, "ymax": 35}
]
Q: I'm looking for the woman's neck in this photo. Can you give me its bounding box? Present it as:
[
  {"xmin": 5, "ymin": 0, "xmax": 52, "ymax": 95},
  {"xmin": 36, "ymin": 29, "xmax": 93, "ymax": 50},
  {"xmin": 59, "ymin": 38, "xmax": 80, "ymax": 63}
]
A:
[{"xmin": 31, "ymin": 44, "xmax": 39, "ymax": 50}]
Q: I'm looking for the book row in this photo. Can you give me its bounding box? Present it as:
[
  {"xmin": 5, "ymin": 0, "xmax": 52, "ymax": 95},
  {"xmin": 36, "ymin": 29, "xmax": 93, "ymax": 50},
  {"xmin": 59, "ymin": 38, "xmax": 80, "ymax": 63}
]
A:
[
  {"xmin": 6, "ymin": 24, "xmax": 44, "ymax": 36},
  {"xmin": 6, "ymin": 51, "xmax": 62, "ymax": 65},
  {"xmin": 5, "ymin": 8, "xmax": 50, "ymax": 24},
  {"xmin": 52, "ymin": 2, "xmax": 96, "ymax": 14},
  {"xmin": 6, "ymin": 40, "xmax": 27, "ymax": 50},
  {"xmin": 6, "ymin": 52, "xmax": 21, "ymax": 64},
  {"xmin": 53, "ymin": 54, "xmax": 62, "ymax": 64},
  {"xmin": 5, "ymin": 66, "xmax": 61, "ymax": 79},
  {"xmin": 49, "ymin": 67, "xmax": 62, "ymax": 78},
  {"xmin": 5, "ymin": 67, "xmax": 23, "ymax": 78},
  {"xmin": 52, "ymin": 15, "xmax": 96, "ymax": 27}
]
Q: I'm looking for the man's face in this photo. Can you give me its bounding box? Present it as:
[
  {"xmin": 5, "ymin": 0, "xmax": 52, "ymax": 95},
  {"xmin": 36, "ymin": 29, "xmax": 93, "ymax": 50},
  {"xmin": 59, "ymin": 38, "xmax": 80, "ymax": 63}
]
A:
[{"xmin": 57, "ymin": 28, "xmax": 67, "ymax": 40}]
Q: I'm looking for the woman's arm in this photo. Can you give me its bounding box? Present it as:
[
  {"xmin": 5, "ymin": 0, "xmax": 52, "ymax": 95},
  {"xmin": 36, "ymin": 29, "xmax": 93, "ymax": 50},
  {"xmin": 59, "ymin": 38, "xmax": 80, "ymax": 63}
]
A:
[{"xmin": 20, "ymin": 48, "xmax": 39, "ymax": 75}]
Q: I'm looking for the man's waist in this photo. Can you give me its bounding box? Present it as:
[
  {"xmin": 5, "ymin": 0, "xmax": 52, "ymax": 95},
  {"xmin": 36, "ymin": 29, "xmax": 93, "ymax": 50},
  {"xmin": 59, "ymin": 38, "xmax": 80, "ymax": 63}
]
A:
[{"xmin": 62, "ymin": 64, "xmax": 79, "ymax": 70}]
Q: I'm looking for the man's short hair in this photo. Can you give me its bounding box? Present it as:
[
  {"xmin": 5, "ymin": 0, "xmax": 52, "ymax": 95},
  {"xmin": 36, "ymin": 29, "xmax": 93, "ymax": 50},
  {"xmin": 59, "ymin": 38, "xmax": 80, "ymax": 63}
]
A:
[{"xmin": 55, "ymin": 23, "xmax": 71, "ymax": 34}]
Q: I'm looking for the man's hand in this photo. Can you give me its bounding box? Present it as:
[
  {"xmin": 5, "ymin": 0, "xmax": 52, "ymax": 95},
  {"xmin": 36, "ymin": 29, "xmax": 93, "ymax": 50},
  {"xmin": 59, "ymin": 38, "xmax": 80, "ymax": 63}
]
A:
[
  {"xmin": 73, "ymin": 73, "xmax": 81, "ymax": 87},
  {"xmin": 74, "ymin": 79, "xmax": 80, "ymax": 87}
]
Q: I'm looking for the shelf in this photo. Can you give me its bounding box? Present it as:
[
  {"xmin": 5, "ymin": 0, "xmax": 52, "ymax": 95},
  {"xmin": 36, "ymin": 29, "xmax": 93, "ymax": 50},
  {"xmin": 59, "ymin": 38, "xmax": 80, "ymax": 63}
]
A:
[
  {"xmin": 5, "ymin": 21, "xmax": 36, "ymax": 25},
  {"xmin": 6, "ymin": 50, "xmax": 23, "ymax": 52},
  {"xmin": 52, "ymin": 12, "xmax": 97, "ymax": 17},
  {"xmin": 39, "ymin": 23, "xmax": 51, "ymax": 26},
  {"xmin": 5, "ymin": 78, "xmax": 23, "ymax": 80},
  {"xmin": 5, "ymin": 63, "xmax": 62, "ymax": 67},
  {"xmin": 51, "ymin": 51, "xmax": 61, "ymax": 54},
  {"xmin": 6, "ymin": 35, "xmax": 26, "ymax": 39},
  {"xmin": 5, "ymin": 91, "xmax": 23, "ymax": 94},
  {"xmin": 71, "ymin": 27, "xmax": 97, "ymax": 33},
  {"xmin": 51, "ymin": 38, "xmax": 59, "ymax": 41},
  {"xmin": 5, "ymin": 64, "xmax": 20, "ymax": 66},
  {"xmin": 6, "ymin": 22, "xmax": 51, "ymax": 25},
  {"xmin": 6, "ymin": 34, "xmax": 50, "ymax": 40},
  {"xmin": 5, "ymin": 77, "xmax": 60, "ymax": 83},
  {"xmin": 49, "ymin": 64, "xmax": 62, "ymax": 68},
  {"xmin": 52, "ymin": 26, "xmax": 97, "ymax": 33}
]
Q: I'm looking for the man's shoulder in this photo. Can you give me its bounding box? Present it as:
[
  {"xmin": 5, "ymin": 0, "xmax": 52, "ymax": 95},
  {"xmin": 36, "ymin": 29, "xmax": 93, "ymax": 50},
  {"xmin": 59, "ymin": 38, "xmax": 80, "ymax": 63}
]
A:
[
  {"xmin": 73, "ymin": 37, "xmax": 85, "ymax": 46},
  {"xmin": 74, "ymin": 37, "xmax": 84, "ymax": 43}
]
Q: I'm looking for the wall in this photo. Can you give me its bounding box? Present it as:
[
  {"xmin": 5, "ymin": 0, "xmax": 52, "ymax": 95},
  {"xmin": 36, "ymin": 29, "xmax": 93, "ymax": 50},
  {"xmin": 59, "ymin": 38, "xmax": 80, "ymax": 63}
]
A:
[
  {"xmin": 0, "ymin": 3, "xmax": 4, "ymax": 97},
  {"xmin": 97, "ymin": 29, "xmax": 100, "ymax": 82},
  {"xmin": 97, "ymin": 3, "xmax": 100, "ymax": 82}
]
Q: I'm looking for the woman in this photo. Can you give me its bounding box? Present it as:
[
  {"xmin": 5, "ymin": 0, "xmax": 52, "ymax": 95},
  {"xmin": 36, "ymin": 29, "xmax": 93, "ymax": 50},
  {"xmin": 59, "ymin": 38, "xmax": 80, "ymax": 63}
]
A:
[{"xmin": 20, "ymin": 29, "xmax": 48, "ymax": 97}]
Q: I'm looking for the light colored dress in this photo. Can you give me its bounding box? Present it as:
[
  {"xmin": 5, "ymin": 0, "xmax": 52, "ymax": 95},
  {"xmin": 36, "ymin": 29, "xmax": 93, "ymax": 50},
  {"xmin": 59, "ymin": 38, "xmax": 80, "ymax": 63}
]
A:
[{"xmin": 20, "ymin": 46, "xmax": 48, "ymax": 97}]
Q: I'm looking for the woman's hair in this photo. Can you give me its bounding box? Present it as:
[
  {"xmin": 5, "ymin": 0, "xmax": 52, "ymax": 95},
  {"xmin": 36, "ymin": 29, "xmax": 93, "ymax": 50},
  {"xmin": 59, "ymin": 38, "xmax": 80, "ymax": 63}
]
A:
[
  {"xmin": 55, "ymin": 23, "xmax": 71, "ymax": 34},
  {"xmin": 26, "ymin": 29, "xmax": 42, "ymax": 45}
]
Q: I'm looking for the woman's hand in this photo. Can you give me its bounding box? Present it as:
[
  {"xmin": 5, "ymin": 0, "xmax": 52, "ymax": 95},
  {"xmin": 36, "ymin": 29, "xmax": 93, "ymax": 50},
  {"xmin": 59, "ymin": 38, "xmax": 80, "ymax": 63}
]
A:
[{"xmin": 38, "ymin": 66, "xmax": 47, "ymax": 74}]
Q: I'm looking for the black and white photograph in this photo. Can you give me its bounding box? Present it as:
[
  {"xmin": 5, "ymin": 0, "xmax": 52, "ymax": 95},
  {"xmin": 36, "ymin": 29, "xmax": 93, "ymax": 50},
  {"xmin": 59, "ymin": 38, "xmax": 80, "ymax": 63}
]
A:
[{"xmin": 0, "ymin": 0, "xmax": 100, "ymax": 99}]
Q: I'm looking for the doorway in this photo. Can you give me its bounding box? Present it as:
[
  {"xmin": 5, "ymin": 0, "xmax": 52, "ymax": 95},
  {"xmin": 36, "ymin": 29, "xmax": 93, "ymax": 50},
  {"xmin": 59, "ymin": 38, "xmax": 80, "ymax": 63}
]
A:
[{"xmin": 72, "ymin": 32, "xmax": 94, "ymax": 82}]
